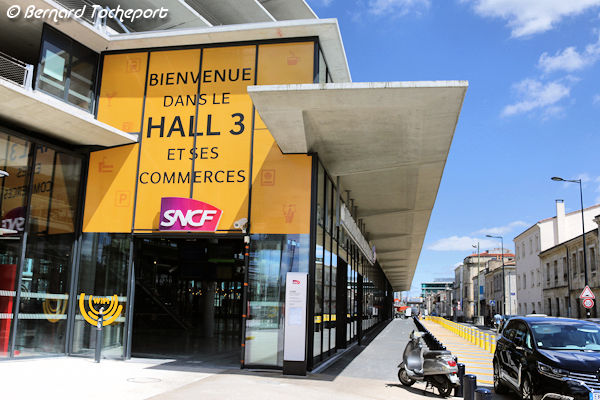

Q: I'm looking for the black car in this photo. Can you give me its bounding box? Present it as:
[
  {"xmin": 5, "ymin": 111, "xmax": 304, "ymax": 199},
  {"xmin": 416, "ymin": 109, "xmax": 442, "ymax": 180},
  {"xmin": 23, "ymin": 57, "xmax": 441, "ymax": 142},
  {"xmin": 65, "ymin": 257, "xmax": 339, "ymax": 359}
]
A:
[{"xmin": 494, "ymin": 316, "xmax": 600, "ymax": 400}]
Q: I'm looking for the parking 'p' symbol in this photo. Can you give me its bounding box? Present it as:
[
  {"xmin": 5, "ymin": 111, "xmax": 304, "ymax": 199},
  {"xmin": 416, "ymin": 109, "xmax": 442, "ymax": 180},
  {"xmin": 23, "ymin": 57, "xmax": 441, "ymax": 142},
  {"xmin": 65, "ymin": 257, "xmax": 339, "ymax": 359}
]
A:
[{"xmin": 115, "ymin": 191, "xmax": 130, "ymax": 207}]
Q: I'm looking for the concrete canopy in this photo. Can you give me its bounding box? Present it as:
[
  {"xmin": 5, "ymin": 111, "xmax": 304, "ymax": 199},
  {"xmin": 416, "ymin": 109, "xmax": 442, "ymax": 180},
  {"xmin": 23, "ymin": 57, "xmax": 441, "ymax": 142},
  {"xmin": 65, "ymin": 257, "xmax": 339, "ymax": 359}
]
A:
[
  {"xmin": 248, "ymin": 81, "xmax": 468, "ymax": 291},
  {"xmin": 0, "ymin": 80, "xmax": 137, "ymax": 147}
]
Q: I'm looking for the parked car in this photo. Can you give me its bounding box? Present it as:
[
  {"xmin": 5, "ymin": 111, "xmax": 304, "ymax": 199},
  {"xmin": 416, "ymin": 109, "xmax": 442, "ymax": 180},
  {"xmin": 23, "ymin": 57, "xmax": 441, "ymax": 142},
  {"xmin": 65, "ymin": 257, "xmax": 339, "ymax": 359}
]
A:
[
  {"xmin": 494, "ymin": 316, "xmax": 600, "ymax": 400},
  {"xmin": 496, "ymin": 314, "xmax": 520, "ymax": 333}
]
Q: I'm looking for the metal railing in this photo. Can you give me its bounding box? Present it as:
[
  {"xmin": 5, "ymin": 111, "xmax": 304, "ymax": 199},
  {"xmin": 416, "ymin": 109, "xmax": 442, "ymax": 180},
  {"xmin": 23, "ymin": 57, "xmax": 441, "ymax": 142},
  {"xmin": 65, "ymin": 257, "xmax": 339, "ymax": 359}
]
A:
[
  {"xmin": 0, "ymin": 52, "xmax": 33, "ymax": 89},
  {"xmin": 53, "ymin": 0, "xmax": 134, "ymax": 33}
]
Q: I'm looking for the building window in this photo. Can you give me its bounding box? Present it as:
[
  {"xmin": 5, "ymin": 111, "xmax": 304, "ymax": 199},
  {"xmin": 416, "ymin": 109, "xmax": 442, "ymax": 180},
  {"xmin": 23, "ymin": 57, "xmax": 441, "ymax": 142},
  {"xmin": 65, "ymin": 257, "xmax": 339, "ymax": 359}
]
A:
[
  {"xmin": 572, "ymin": 253, "xmax": 577, "ymax": 277},
  {"xmin": 530, "ymin": 271, "xmax": 534, "ymax": 288},
  {"xmin": 579, "ymin": 250, "xmax": 584, "ymax": 275},
  {"xmin": 563, "ymin": 257, "xmax": 568, "ymax": 281},
  {"xmin": 531, "ymin": 302, "xmax": 535, "ymax": 313},
  {"xmin": 530, "ymin": 238, "xmax": 533, "ymax": 254},
  {"xmin": 591, "ymin": 247, "xmax": 597, "ymax": 275},
  {"xmin": 547, "ymin": 298, "xmax": 552, "ymax": 316},
  {"xmin": 546, "ymin": 262, "xmax": 551, "ymax": 285},
  {"xmin": 553, "ymin": 260, "xmax": 558, "ymax": 284},
  {"xmin": 36, "ymin": 26, "xmax": 98, "ymax": 112},
  {"xmin": 522, "ymin": 243, "xmax": 525, "ymax": 258},
  {"xmin": 556, "ymin": 298, "xmax": 560, "ymax": 317},
  {"xmin": 523, "ymin": 273, "xmax": 526, "ymax": 289}
]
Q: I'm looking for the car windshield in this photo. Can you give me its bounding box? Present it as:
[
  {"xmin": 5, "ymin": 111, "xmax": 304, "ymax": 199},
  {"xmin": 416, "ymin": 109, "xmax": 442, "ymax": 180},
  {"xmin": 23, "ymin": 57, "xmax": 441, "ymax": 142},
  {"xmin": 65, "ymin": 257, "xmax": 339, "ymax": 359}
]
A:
[{"xmin": 531, "ymin": 321, "xmax": 600, "ymax": 351}]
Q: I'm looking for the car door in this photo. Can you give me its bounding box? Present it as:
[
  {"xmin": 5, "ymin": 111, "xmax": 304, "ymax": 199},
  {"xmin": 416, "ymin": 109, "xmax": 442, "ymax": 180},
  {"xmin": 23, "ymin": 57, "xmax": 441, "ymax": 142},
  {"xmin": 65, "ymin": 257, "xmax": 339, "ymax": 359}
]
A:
[
  {"xmin": 498, "ymin": 320, "xmax": 520, "ymax": 389},
  {"xmin": 512, "ymin": 322, "xmax": 534, "ymax": 388}
]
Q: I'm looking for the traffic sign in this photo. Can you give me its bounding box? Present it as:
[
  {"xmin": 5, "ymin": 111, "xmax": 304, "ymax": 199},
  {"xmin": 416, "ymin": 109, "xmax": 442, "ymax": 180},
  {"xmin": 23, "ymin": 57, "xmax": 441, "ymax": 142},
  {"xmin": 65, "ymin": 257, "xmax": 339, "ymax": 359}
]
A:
[
  {"xmin": 583, "ymin": 298, "xmax": 595, "ymax": 309},
  {"xmin": 580, "ymin": 285, "xmax": 595, "ymax": 299}
]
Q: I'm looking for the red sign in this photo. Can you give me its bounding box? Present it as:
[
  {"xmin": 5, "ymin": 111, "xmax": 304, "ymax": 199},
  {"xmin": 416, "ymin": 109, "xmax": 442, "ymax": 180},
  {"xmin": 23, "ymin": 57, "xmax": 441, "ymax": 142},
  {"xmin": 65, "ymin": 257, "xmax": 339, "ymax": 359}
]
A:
[
  {"xmin": 580, "ymin": 286, "xmax": 595, "ymax": 299},
  {"xmin": 159, "ymin": 197, "xmax": 222, "ymax": 232},
  {"xmin": 583, "ymin": 298, "xmax": 595, "ymax": 309}
]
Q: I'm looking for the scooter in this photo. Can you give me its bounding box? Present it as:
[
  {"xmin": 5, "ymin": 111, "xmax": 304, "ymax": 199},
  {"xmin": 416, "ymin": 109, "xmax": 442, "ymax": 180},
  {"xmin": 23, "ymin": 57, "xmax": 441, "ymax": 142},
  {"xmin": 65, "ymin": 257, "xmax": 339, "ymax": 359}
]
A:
[{"xmin": 397, "ymin": 330, "xmax": 460, "ymax": 397}]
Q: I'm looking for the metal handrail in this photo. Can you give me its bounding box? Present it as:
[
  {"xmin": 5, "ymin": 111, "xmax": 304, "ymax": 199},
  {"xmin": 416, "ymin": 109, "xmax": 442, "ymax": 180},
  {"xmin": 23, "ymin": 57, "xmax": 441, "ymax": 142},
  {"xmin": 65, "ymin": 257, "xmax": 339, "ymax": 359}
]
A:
[{"xmin": 0, "ymin": 51, "xmax": 33, "ymax": 89}]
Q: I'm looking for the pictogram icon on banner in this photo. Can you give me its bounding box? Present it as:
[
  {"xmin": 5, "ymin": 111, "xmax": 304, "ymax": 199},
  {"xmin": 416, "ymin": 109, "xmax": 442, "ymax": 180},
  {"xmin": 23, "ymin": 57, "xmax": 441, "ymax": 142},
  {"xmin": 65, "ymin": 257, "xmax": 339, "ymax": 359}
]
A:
[
  {"xmin": 583, "ymin": 298, "xmax": 595, "ymax": 309},
  {"xmin": 580, "ymin": 285, "xmax": 595, "ymax": 299}
]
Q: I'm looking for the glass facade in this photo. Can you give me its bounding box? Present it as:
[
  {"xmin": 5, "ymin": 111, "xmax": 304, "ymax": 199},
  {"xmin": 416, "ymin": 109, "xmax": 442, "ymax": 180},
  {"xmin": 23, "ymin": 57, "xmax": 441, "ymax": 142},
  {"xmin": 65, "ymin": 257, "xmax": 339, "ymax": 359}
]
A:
[
  {"xmin": 72, "ymin": 233, "xmax": 130, "ymax": 358},
  {"xmin": 310, "ymin": 159, "xmax": 392, "ymax": 368},
  {"xmin": 245, "ymin": 234, "xmax": 309, "ymax": 367},
  {"xmin": 0, "ymin": 127, "xmax": 84, "ymax": 358}
]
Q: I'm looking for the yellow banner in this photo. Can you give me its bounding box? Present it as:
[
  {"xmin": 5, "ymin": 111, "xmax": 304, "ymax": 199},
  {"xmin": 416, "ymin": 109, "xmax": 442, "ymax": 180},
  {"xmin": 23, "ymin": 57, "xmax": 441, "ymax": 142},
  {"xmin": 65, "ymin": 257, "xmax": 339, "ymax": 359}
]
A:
[
  {"xmin": 134, "ymin": 49, "xmax": 200, "ymax": 230},
  {"xmin": 90, "ymin": 41, "xmax": 316, "ymax": 234},
  {"xmin": 250, "ymin": 42, "xmax": 315, "ymax": 234},
  {"xmin": 83, "ymin": 144, "xmax": 138, "ymax": 233},
  {"xmin": 190, "ymin": 45, "xmax": 256, "ymax": 231},
  {"xmin": 97, "ymin": 52, "xmax": 148, "ymax": 133}
]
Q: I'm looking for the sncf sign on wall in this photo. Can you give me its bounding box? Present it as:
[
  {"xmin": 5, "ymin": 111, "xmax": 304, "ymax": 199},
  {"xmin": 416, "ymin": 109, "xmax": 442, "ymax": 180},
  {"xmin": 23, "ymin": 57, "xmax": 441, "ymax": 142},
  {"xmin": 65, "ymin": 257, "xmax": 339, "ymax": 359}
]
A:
[{"xmin": 159, "ymin": 197, "xmax": 222, "ymax": 231}]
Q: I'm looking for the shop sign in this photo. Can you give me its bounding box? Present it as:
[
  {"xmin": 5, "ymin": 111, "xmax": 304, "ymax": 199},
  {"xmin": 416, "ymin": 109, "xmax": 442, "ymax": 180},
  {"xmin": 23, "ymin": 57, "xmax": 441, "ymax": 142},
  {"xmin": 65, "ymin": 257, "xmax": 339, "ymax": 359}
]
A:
[
  {"xmin": 79, "ymin": 293, "xmax": 123, "ymax": 327},
  {"xmin": 159, "ymin": 197, "xmax": 222, "ymax": 231}
]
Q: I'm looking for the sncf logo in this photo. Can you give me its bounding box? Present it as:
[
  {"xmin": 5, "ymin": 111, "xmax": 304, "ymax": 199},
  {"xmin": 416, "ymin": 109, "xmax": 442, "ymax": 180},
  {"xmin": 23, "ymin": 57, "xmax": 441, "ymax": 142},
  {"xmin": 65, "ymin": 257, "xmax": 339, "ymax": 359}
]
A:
[{"xmin": 159, "ymin": 197, "xmax": 222, "ymax": 232}]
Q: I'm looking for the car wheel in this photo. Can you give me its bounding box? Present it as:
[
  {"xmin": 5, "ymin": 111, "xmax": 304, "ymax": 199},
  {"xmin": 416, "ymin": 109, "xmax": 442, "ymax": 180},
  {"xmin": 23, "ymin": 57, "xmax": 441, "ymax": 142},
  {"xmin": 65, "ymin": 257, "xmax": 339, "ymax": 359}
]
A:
[
  {"xmin": 493, "ymin": 360, "xmax": 508, "ymax": 394},
  {"xmin": 521, "ymin": 374, "xmax": 533, "ymax": 400}
]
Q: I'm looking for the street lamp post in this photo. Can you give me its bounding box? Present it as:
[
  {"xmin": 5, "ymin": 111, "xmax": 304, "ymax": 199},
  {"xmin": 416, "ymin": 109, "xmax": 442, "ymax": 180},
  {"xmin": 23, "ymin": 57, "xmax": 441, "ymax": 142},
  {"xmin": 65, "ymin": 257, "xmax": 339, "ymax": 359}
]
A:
[
  {"xmin": 472, "ymin": 243, "xmax": 481, "ymax": 322},
  {"xmin": 552, "ymin": 176, "xmax": 590, "ymax": 318},
  {"xmin": 487, "ymin": 234, "xmax": 509, "ymax": 315}
]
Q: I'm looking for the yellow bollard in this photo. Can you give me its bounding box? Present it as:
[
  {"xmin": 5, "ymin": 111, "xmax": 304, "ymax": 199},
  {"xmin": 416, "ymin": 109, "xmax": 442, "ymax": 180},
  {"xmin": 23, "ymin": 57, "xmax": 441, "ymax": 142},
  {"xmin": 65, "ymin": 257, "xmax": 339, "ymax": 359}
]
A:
[
  {"xmin": 491, "ymin": 335, "xmax": 496, "ymax": 354},
  {"xmin": 485, "ymin": 333, "xmax": 490, "ymax": 351}
]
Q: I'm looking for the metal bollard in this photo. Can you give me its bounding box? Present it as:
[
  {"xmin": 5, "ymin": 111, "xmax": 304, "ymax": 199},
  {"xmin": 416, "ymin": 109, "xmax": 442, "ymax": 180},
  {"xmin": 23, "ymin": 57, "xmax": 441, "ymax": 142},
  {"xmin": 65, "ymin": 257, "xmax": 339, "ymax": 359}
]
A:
[
  {"xmin": 475, "ymin": 388, "xmax": 492, "ymax": 400},
  {"xmin": 455, "ymin": 363, "xmax": 465, "ymax": 397},
  {"xmin": 463, "ymin": 374, "xmax": 477, "ymax": 400},
  {"xmin": 94, "ymin": 307, "xmax": 104, "ymax": 363}
]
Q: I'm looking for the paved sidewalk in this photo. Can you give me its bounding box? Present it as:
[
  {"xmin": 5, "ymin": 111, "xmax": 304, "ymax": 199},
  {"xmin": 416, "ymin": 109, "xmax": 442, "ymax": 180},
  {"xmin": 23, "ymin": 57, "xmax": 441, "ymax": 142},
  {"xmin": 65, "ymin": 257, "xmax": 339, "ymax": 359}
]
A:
[
  {"xmin": 422, "ymin": 320, "xmax": 494, "ymax": 386},
  {"xmin": 0, "ymin": 320, "xmax": 512, "ymax": 399}
]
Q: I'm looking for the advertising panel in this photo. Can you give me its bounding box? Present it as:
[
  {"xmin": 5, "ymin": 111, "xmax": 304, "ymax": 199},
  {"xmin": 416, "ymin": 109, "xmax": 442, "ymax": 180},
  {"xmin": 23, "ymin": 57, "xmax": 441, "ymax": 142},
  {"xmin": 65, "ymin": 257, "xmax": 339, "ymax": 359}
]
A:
[
  {"xmin": 97, "ymin": 52, "xmax": 148, "ymax": 133},
  {"xmin": 83, "ymin": 144, "xmax": 138, "ymax": 233},
  {"xmin": 89, "ymin": 40, "xmax": 316, "ymax": 234}
]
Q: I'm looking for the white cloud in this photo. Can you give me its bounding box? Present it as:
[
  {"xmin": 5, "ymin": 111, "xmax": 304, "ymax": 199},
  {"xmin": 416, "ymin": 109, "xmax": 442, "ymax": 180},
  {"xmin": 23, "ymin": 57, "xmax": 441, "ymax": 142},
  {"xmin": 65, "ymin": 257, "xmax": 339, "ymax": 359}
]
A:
[
  {"xmin": 462, "ymin": 0, "xmax": 600, "ymax": 37},
  {"xmin": 428, "ymin": 236, "xmax": 497, "ymax": 251},
  {"xmin": 502, "ymin": 78, "xmax": 571, "ymax": 117},
  {"xmin": 474, "ymin": 220, "xmax": 529, "ymax": 236},
  {"xmin": 538, "ymin": 36, "xmax": 600, "ymax": 73},
  {"xmin": 367, "ymin": 0, "xmax": 430, "ymax": 16},
  {"xmin": 594, "ymin": 94, "xmax": 600, "ymax": 104}
]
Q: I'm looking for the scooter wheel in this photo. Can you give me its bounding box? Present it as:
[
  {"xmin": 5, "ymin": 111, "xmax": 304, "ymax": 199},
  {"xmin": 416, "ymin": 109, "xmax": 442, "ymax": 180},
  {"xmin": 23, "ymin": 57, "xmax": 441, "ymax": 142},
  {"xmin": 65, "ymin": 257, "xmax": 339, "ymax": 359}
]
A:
[
  {"xmin": 436, "ymin": 377, "xmax": 453, "ymax": 398},
  {"xmin": 398, "ymin": 364, "xmax": 415, "ymax": 387}
]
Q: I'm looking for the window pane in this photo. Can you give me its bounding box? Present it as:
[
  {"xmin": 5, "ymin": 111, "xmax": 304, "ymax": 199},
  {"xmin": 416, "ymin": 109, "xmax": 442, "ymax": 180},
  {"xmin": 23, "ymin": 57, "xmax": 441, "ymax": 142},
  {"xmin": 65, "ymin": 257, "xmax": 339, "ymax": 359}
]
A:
[
  {"xmin": 245, "ymin": 234, "xmax": 309, "ymax": 367},
  {"xmin": 313, "ymin": 227, "xmax": 323, "ymax": 360},
  {"xmin": 323, "ymin": 235, "xmax": 331, "ymax": 353},
  {"xmin": 331, "ymin": 243, "xmax": 337, "ymax": 350},
  {"xmin": 38, "ymin": 33, "xmax": 70, "ymax": 99},
  {"xmin": 72, "ymin": 233, "xmax": 130, "ymax": 358},
  {"xmin": 0, "ymin": 133, "xmax": 31, "ymax": 357},
  {"xmin": 316, "ymin": 164, "xmax": 324, "ymax": 227},
  {"xmin": 14, "ymin": 150, "xmax": 81, "ymax": 356},
  {"xmin": 67, "ymin": 43, "xmax": 98, "ymax": 111}
]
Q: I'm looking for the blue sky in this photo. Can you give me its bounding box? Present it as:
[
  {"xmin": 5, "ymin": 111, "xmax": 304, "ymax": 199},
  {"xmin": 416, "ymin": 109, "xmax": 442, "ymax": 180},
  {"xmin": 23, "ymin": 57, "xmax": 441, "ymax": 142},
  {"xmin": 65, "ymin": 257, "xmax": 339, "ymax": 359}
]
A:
[{"xmin": 306, "ymin": 0, "xmax": 600, "ymax": 296}]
